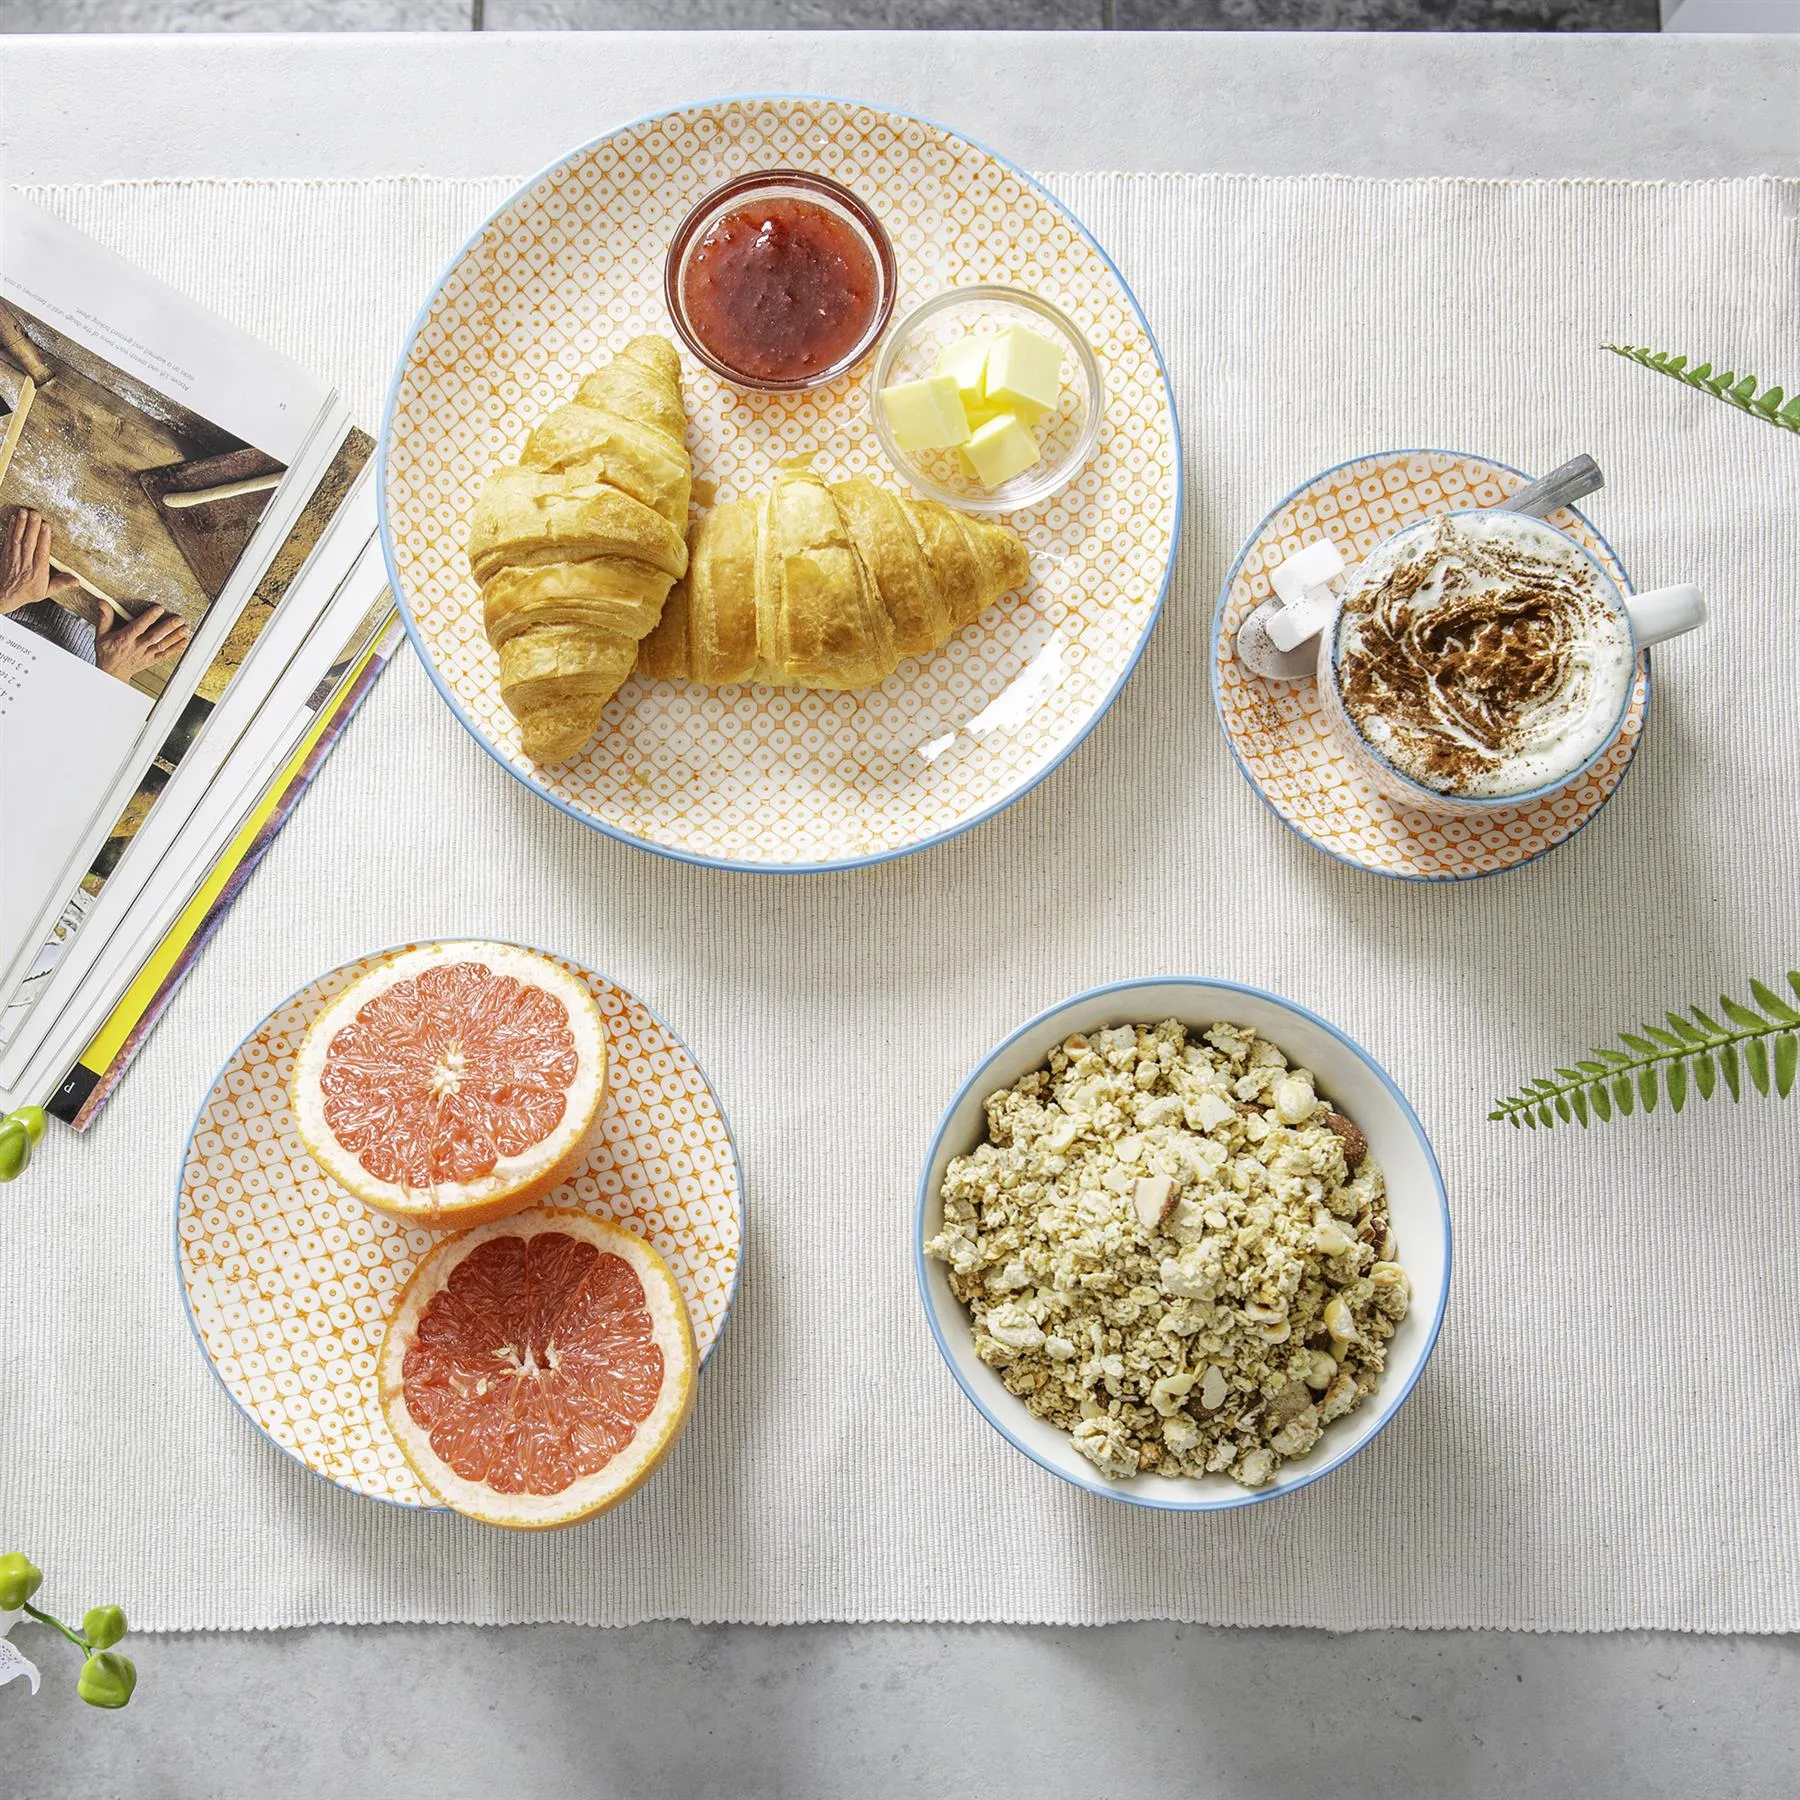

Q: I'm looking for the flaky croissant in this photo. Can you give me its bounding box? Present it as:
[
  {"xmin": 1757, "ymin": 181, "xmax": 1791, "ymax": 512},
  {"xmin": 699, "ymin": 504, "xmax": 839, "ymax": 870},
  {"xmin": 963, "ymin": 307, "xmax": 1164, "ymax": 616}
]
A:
[
  {"xmin": 466, "ymin": 335, "xmax": 691, "ymax": 763},
  {"xmin": 637, "ymin": 465, "xmax": 1029, "ymax": 689}
]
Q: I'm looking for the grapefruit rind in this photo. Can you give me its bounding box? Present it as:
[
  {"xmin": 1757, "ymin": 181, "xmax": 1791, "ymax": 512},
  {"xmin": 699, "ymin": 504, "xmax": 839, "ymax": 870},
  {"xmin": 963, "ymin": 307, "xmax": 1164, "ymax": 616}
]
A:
[
  {"xmin": 376, "ymin": 1208, "xmax": 697, "ymax": 1529},
  {"xmin": 292, "ymin": 942, "xmax": 607, "ymax": 1229}
]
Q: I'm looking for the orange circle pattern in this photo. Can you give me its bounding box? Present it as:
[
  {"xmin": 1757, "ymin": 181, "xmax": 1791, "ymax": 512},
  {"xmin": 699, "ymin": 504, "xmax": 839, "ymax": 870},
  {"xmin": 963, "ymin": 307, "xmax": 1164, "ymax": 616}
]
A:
[
  {"xmin": 1212, "ymin": 451, "xmax": 1649, "ymax": 881},
  {"xmin": 177, "ymin": 950, "xmax": 741, "ymax": 1509},
  {"xmin": 383, "ymin": 98, "xmax": 1180, "ymax": 868}
]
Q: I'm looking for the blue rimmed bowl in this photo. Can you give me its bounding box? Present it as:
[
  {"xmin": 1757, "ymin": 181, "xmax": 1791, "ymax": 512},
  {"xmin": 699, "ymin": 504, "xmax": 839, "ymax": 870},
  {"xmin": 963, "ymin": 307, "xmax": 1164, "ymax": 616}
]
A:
[{"xmin": 915, "ymin": 977, "xmax": 1450, "ymax": 1511}]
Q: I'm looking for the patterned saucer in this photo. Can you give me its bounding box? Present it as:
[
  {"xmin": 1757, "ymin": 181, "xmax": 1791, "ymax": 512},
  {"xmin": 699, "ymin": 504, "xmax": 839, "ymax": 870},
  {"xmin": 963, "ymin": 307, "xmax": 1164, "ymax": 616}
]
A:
[
  {"xmin": 1211, "ymin": 449, "xmax": 1650, "ymax": 882},
  {"xmin": 381, "ymin": 95, "xmax": 1181, "ymax": 872},
  {"xmin": 175, "ymin": 947, "xmax": 742, "ymax": 1510}
]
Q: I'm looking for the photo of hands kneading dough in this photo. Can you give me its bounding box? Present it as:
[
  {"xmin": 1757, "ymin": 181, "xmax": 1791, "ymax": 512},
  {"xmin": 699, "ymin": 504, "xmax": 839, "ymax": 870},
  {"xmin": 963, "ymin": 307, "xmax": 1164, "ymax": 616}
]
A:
[
  {"xmin": 0, "ymin": 507, "xmax": 190, "ymax": 686},
  {"xmin": 0, "ymin": 298, "xmax": 286, "ymax": 703},
  {"xmin": 465, "ymin": 334, "xmax": 1030, "ymax": 766}
]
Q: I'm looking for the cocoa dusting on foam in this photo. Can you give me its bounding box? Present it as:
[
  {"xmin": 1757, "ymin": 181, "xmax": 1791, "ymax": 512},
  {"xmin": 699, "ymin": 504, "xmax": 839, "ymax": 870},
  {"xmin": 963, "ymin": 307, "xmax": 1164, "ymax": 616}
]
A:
[{"xmin": 1333, "ymin": 514, "xmax": 1632, "ymax": 799}]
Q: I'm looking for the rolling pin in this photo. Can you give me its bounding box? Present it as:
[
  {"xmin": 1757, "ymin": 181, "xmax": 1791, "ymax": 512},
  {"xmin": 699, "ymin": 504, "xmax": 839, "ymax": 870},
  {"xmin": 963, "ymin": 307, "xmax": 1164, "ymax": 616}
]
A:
[
  {"xmin": 162, "ymin": 472, "xmax": 281, "ymax": 511},
  {"xmin": 0, "ymin": 304, "xmax": 55, "ymax": 388}
]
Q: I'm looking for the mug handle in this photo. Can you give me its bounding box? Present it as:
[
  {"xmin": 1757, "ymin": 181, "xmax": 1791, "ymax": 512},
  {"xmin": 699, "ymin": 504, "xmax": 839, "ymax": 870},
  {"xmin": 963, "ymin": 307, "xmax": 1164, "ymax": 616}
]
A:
[{"xmin": 1625, "ymin": 583, "xmax": 1706, "ymax": 648}]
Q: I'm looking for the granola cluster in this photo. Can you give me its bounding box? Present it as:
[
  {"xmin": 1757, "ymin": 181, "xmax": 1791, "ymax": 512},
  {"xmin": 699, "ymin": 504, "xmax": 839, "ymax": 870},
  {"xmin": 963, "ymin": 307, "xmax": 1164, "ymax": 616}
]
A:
[{"xmin": 927, "ymin": 1020, "xmax": 1408, "ymax": 1489}]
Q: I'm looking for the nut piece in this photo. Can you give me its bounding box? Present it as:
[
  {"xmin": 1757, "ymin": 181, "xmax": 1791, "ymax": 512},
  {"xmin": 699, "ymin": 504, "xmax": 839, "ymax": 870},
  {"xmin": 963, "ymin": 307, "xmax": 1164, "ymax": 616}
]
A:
[
  {"xmin": 1198, "ymin": 1364, "xmax": 1229, "ymax": 1412},
  {"xmin": 1322, "ymin": 1111, "xmax": 1369, "ymax": 1168},
  {"xmin": 1133, "ymin": 1173, "xmax": 1178, "ymax": 1232}
]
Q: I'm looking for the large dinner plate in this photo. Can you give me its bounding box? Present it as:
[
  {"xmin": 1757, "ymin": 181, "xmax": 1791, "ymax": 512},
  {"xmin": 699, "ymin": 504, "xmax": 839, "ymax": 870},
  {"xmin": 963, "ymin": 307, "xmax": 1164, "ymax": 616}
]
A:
[{"xmin": 381, "ymin": 95, "xmax": 1181, "ymax": 872}]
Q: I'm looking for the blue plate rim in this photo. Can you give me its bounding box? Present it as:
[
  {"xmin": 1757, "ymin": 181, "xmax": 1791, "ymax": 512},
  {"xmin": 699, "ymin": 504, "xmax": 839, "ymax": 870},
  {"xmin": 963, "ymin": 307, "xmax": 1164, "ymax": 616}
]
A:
[
  {"xmin": 173, "ymin": 938, "xmax": 746, "ymax": 1516},
  {"xmin": 912, "ymin": 974, "xmax": 1453, "ymax": 1513},
  {"xmin": 375, "ymin": 90, "xmax": 1185, "ymax": 877},
  {"xmin": 1207, "ymin": 446, "xmax": 1653, "ymax": 885}
]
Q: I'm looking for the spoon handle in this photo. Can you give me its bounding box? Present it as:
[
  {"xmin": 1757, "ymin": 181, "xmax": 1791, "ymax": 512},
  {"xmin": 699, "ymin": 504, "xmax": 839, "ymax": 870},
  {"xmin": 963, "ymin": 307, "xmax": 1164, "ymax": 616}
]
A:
[{"xmin": 1503, "ymin": 454, "xmax": 1604, "ymax": 520}]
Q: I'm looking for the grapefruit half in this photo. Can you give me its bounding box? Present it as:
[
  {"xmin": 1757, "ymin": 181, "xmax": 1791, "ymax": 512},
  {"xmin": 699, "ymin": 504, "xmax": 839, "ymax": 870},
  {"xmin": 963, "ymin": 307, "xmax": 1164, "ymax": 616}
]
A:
[
  {"xmin": 377, "ymin": 1208, "xmax": 697, "ymax": 1527},
  {"xmin": 293, "ymin": 942, "xmax": 607, "ymax": 1228}
]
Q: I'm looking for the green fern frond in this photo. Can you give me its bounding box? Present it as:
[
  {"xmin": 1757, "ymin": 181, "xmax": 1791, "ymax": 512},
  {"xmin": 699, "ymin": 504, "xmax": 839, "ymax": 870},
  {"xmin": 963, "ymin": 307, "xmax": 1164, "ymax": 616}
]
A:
[
  {"xmin": 1604, "ymin": 344, "xmax": 1800, "ymax": 436},
  {"xmin": 1490, "ymin": 972, "xmax": 1800, "ymax": 1130}
]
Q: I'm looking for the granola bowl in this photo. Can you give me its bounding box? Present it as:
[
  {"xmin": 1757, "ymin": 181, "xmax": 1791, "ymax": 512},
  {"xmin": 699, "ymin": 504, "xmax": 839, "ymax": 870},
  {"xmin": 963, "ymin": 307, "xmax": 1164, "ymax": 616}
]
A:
[{"xmin": 915, "ymin": 978, "xmax": 1450, "ymax": 1511}]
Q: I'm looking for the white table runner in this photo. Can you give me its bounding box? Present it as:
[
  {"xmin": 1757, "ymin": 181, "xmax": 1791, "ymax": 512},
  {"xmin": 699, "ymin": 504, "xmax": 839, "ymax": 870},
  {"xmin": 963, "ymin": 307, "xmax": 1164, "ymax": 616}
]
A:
[{"xmin": 6, "ymin": 173, "xmax": 1798, "ymax": 1632}]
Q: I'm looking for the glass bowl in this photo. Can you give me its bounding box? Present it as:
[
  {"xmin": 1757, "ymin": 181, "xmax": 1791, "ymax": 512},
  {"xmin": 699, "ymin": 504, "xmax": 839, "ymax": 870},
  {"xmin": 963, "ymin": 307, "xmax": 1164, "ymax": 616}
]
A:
[
  {"xmin": 663, "ymin": 169, "xmax": 897, "ymax": 393},
  {"xmin": 868, "ymin": 284, "xmax": 1104, "ymax": 514}
]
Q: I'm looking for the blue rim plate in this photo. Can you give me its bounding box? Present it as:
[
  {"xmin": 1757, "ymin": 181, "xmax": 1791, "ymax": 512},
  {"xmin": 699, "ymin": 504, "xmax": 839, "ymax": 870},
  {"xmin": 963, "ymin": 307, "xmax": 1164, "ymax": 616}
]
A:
[
  {"xmin": 174, "ymin": 941, "xmax": 744, "ymax": 1514},
  {"xmin": 914, "ymin": 976, "xmax": 1451, "ymax": 1512},
  {"xmin": 378, "ymin": 92, "xmax": 1183, "ymax": 876},
  {"xmin": 1209, "ymin": 448, "xmax": 1651, "ymax": 884}
]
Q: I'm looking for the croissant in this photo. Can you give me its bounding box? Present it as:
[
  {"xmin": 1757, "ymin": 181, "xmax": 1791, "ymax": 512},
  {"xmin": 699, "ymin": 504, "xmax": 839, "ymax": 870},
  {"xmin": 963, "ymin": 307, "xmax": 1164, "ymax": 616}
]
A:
[
  {"xmin": 466, "ymin": 335, "xmax": 691, "ymax": 763},
  {"xmin": 637, "ymin": 465, "xmax": 1029, "ymax": 689}
]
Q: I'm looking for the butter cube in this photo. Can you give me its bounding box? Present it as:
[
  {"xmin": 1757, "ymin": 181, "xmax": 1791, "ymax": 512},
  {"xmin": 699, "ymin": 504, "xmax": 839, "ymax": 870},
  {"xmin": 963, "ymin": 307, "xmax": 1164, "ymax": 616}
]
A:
[
  {"xmin": 970, "ymin": 392, "xmax": 1050, "ymax": 431},
  {"xmin": 982, "ymin": 325, "xmax": 1063, "ymax": 422},
  {"xmin": 880, "ymin": 374, "xmax": 970, "ymax": 452},
  {"xmin": 958, "ymin": 410, "xmax": 1041, "ymax": 490},
  {"xmin": 933, "ymin": 337, "xmax": 990, "ymax": 414}
]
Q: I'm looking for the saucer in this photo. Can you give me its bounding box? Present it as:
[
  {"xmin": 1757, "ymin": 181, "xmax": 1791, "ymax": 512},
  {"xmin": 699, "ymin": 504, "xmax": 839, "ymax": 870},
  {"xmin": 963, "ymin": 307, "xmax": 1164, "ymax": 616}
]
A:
[{"xmin": 1211, "ymin": 449, "xmax": 1649, "ymax": 882}]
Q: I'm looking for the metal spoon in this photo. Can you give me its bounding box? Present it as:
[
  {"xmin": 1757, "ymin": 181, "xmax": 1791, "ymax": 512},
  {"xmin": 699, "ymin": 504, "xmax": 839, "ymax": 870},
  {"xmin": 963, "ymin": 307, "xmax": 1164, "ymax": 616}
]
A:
[{"xmin": 1233, "ymin": 454, "xmax": 1606, "ymax": 681}]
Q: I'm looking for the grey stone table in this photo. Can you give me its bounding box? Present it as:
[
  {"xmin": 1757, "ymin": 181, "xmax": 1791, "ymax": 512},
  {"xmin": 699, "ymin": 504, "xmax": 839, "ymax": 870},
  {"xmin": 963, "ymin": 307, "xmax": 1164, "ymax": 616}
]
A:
[{"xmin": 4, "ymin": 29, "xmax": 1799, "ymax": 1800}]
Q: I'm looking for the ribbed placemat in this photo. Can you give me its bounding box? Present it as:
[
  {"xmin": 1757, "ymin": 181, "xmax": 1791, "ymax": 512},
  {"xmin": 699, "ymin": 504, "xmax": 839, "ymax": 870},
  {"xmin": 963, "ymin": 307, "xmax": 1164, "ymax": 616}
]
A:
[{"xmin": 5, "ymin": 173, "xmax": 1797, "ymax": 1631}]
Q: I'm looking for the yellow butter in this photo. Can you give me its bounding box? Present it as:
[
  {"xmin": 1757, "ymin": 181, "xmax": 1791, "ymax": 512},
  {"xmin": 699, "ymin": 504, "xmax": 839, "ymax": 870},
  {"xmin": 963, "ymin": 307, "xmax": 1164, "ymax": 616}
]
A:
[
  {"xmin": 959, "ymin": 411, "xmax": 1041, "ymax": 490},
  {"xmin": 933, "ymin": 337, "xmax": 990, "ymax": 414},
  {"xmin": 982, "ymin": 325, "xmax": 1063, "ymax": 421},
  {"xmin": 880, "ymin": 373, "xmax": 971, "ymax": 451}
]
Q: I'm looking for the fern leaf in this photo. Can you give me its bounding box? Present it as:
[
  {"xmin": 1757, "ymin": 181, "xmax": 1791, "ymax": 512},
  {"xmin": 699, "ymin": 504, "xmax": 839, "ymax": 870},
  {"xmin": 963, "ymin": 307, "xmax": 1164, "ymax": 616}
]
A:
[
  {"xmin": 1604, "ymin": 344, "xmax": 1800, "ymax": 437},
  {"xmin": 1721, "ymin": 994, "xmax": 1769, "ymax": 1031},
  {"xmin": 1491, "ymin": 971, "xmax": 1800, "ymax": 1130},
  {"xmin": 1749, "ymin": 979, "xmax": 1800, "ymax": 1025},
  {"xmin": 1746, "ymin": 1037, "xmax": 1772, "ymax": 1096}
]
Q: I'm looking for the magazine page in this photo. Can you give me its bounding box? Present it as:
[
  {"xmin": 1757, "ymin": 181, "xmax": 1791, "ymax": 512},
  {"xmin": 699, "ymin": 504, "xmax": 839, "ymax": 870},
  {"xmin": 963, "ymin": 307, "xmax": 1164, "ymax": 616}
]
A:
[
  {"xmin": 54, "ymin": 603, "xmax": 402, "ymax": 1130},
  {"xmin": 0, "ymin": 535, "xmax": 395, "ymax": 1118},
  {"xmin": 0, "ymin": 425, "xmax": 373, "ymax": 1050},
  {"xmin": 0, "ymin": 190, "xmax": 335, "ymax": 995},
  {"xmin": 0, "ymin": 476, "xmax": 385, "ymax": 1104}
]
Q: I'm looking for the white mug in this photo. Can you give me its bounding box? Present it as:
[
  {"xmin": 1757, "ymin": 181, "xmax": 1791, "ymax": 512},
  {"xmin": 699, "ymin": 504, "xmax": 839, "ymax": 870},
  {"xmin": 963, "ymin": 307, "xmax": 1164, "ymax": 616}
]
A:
[{"xmin": 1308, "ymin": 510, "xmax": 1705, "ymax": 819}]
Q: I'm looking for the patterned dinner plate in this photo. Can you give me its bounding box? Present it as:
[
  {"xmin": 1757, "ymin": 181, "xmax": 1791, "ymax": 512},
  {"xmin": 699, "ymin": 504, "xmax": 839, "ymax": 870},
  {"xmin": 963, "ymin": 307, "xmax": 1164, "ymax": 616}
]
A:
[
  {"xmin": 380, "ymin": 95, "xmax": 1181, "ymax": 872},
  {"xmin": 1211, "ymin": 449, "xmax": 1650, "ymax": 883},
  {"xmin": 175, "ymin": 946, "xmax": 742, "ymax": 1511}
]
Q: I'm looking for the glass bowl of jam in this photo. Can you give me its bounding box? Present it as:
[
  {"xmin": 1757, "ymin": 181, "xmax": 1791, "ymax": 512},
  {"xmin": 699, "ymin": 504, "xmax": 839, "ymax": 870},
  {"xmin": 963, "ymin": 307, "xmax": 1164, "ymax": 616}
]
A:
[{"xmin": 665, "ymin": 170, "xmax": 896, "ymax": 393}]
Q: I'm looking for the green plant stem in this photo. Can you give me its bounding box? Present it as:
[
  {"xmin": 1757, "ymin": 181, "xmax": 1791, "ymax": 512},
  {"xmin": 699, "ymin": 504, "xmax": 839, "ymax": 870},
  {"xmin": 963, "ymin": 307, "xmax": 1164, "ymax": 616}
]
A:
[
  {"xmin": 1490, "ymin": 974, "xmax": 1800, "ymax": 1130},
  {"xmin": 1604, "ymin": 344, "xmax": 1800, "ymax": 436},
  {"xmin": 21, "ymin": 1600, "xmax": 90, "ymax": 1656}
]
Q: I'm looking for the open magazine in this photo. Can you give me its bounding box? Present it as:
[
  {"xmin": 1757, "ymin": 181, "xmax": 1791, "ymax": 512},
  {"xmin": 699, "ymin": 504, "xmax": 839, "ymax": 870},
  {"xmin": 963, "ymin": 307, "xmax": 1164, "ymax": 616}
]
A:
[{"xmin": 0, "ymin": 192, "xmax": 398, "ymax": 1130}]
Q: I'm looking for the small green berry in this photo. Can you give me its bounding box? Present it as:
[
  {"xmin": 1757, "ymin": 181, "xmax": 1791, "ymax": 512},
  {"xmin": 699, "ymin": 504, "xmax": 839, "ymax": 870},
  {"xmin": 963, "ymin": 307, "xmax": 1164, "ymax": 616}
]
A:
[
  {"xmin": 0, "ymin": 1551, "xmax": 42, "ymax": 1611},
  {"xmin": 77, "ymin": 1650, "xmax": 137, "ymax": 1709}
]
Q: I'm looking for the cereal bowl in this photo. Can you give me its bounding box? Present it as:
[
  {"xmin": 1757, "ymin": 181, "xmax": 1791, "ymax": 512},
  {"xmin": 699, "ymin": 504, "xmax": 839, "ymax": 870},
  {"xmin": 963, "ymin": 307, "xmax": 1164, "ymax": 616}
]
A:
[{"xmin": 914, "ymin": 978, "xmax": 1449, "ymax": 1511}]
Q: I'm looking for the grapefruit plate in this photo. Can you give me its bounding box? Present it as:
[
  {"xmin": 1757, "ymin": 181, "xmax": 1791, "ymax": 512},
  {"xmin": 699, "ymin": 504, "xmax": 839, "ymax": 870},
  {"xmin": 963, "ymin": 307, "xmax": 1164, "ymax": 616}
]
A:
[
  {"xmin": 378, "ymin": 1208, "xmax": 696, "ymax": 1528},
  {"xmin": 176, "ymin": 946, "xmax": 741, "ymax": 1513},
  {"xmin": 293, "ymin": 942, "xmax": 607, "ymax": 1229}
]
